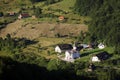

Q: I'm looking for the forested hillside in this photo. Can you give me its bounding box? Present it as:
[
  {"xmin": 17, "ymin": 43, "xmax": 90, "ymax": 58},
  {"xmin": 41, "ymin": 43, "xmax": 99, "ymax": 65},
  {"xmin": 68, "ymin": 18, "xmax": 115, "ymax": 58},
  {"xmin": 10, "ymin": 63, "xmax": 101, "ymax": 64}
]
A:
[
  {"xmin": 74, "ymin": 0, "xmax": 120, "ymax": 54},
  {"xmin": 0, "ymin": 0, "xmax": 120, "ymax": 80}
]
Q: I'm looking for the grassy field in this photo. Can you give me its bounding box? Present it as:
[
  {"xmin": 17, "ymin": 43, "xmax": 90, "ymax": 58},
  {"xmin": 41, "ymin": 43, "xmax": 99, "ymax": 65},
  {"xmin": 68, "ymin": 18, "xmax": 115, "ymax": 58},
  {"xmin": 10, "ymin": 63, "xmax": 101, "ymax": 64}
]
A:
[
  {"xmin": 0, "ymin": 0, "xmax": 91, "ymax": 24},
  {"xmin": 23, "ymin": 37, "xmax": 75, "ymax": 59},
  {"xmin": 44, "ymin": 0, "xmax": 76, "ymax": 11},
  {"xmin": 35, "ymin": 0, "xmax": 91, "ymax": 24},
  {"xmin": 0, "ymin": 0, "xmax": 116, "ymax": 64},
  {"xmin": 0, "ymin": 19, "xmax": 88, "ymax": 39},
  {"xmin": 22, "ymin": 37, "xmax": 116, "ymax": 63}
]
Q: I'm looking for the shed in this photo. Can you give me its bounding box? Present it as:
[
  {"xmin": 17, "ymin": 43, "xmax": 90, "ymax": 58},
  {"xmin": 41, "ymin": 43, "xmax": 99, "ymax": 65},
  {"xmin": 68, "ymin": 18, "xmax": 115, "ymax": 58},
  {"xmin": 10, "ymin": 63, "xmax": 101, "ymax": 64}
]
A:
[
  {"xmin": 98, "ymin": 43, "xmax": 105, "ymax": 49},
  {"xmin": 9, "ymin": 12, "xmax": 15, "ymax": 16},
  {"xmin": 18, "ymin": 13, "xmax": 30, "ymax": 19},
  {"xmin": 58, "ymin": 16, "xmax": 64, "ymax": 21}
]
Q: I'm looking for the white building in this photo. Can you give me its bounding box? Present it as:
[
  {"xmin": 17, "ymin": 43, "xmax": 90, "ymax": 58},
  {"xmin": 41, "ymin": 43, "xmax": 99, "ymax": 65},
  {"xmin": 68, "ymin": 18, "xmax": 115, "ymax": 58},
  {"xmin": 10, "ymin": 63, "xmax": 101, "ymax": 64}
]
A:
[
  {"xmin": 91, "ymin": 56, "xmax": 100, "ymax": 62},
  {"xmin": 55, "ymin": 44, "xmax": 73, "ymax": 53},
  {"xmin": 55, "ymin": 46, "xmax": 62, "ymax": 53},
  {"xmin": 91, "ymin": 51, "xmax": 109, "ymax": 62},
  {"xmin": 65, "ymin": 50, "xmax": 80, "ymax": 60},
  {"xmin": 98, "ymin": 43, "xmax": 105, "ymax": 49}
]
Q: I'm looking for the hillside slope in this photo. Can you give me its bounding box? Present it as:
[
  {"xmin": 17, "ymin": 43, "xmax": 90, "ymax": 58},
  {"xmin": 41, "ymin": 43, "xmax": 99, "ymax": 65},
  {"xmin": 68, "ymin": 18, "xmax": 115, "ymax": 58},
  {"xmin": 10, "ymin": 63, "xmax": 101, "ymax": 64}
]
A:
[{"xmin": 0, "ymin": 20, "xmax": 87, "ymax": 39}]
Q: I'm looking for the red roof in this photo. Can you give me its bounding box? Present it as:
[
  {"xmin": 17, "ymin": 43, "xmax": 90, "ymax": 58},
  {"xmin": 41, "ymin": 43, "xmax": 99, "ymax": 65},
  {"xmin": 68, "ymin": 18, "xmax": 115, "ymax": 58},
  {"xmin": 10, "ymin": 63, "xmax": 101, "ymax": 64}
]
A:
[
  {"xmin": 21, "ymin": 13, "xmax": 29, "ymax": 17},
  {"xmin": 58, "ymin": 16, "xmax": 64, "ymax": 21}
]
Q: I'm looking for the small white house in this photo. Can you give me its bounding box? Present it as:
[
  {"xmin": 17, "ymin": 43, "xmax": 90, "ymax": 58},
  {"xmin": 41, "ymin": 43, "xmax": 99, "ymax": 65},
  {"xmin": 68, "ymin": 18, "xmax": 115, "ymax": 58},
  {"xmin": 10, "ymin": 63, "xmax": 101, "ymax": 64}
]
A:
[
  {"xmin": 55, "ymin": 46, "xmax": 62, "ymax": 53},
  {"xmin": 91, "ymin": 51, "xmax": 109, "ymax": 62},
  {"xmin": 98, "ymin": 43, "xmax": 105, "ymax": 49},
  {"xmin": 91, "ymin": 56, "xmax": 100, "ymax": 62}
]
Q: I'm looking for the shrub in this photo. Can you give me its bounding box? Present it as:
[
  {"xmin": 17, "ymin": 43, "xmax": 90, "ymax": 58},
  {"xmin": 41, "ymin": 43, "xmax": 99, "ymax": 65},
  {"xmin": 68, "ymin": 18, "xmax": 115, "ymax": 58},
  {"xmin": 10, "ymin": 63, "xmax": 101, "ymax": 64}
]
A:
[{"xmin": 47, "ymin": 59, "xmax": 58, "ymax": 71}]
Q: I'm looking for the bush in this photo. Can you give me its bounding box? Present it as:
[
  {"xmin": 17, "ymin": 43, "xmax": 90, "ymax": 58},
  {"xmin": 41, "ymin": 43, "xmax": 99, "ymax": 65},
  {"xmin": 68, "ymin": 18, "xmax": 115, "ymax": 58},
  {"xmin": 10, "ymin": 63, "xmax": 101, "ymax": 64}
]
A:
[
  {"xmin": 0, "ymin": 12, "xmax": 3, "ymax": 17},
  {"xmin": 47, "ymin": 59, "xmax": 58, "ymax": 71}
]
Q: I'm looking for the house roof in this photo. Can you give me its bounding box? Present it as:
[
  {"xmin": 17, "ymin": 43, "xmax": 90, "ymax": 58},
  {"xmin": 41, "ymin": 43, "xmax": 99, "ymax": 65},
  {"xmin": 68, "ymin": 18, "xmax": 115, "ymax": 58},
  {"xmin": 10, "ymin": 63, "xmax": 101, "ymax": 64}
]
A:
[
  {"xmin": 57, "ymin": 44, "xmax": 73, "ymax": 50},
  {"xmin": 96, "ymin": 51, "xmax": 109, "ymax": 60},
  {"xmin": 76, "ymin": 46, "xmax": 83, "ymax": 51},
  {"xmin": 9, "ymin": 12, "xmax": 15, "ymax": 16},
  {"xmin": 58, "ymin": 16, "xmax": 64, "ymax": 21},
  {"xmin": 20, "ymin": 13, "xmax": 29, "ymax": 17}
]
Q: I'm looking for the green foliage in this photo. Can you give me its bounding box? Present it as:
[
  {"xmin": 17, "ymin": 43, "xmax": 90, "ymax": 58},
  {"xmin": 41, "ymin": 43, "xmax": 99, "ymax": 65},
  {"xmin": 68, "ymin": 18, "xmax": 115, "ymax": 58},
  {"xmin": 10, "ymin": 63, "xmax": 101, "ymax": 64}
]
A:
[
  {"xmin": 0, "ymin": 12, "xmax": 3, "ymax": 17},
  {"xmin": 0, "ymin": 34, "xmax": 15, "ymax": 53},
  {"xmin": 47, "ymin": 59, "xmax": 58, "ymax": 71},
  {"xmin": 0, "ymin": 34, "xmax": 38, "ymax": 54},
  {"xmin": 13, "ymin": 52, "xmax": 48, "ymax": 67},
  {"xmin": 74, "ymin": 0, "xmax": 120, "ymax": 54},
  {"xmin": 96, "ymin": 68, "xmax": 116, "ymax": 80},
  {"xmin": 114, "ymin": 44, "xmax": 120, "ymax": 54},
  {"xmin": 34, "ymin": 7, "xmax": 42, "ymax": 18},
  {"xmin": 74, "ymin": 61, "xmax": 87, "ymax": 71},
  {"xmin": 74, "ymin": 0, "xmax": 103, "ymax": 16},
  {"xmin": 45, "ymin": 0, "xmax": 62, "ymax": 5},
  {"xmin": 77, "ymin": 31, "xmax": 85, "ymax": 42},
  {"xmin": 55, "ymin": 33, "xmax": 61, "ymax": 38}
]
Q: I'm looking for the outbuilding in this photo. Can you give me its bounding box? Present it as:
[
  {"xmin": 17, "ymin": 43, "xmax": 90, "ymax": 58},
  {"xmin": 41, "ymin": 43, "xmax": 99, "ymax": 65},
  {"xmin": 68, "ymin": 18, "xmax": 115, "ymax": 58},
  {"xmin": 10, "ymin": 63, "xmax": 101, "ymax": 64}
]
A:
[{"xmin": 91, "ymin": 51, "xmax": 109, "ymax": 62}]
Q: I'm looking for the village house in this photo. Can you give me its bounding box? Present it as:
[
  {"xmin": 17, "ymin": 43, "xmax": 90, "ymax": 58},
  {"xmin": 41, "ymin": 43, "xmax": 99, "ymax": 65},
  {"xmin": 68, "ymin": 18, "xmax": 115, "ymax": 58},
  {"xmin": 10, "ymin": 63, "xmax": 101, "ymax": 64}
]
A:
[
  {"xmin": 58, "ymin": 16, "xmax": 64, "ymax": 21},
  {"xmin": 98, "ymin": 43, "xmax": 105, "ymax": 49},
  {"xmin": 91, "ymin": 51, "xmax": 109, "ymax": 62},
  {"xmin": 8, "ymin": 12, "xmax": 15, "ymax": 16},
  {"xmin": 32, "ymin": 15, "xmax": 36, "ymax": 19},
  {"xmin": 55, "ymin": 43, "xmax": 82, "ymax": 62},
  {"xmin": 18, "ymin": 13, "xmax": 30, "ymax": 19},
  {"xmin": 55, "ymin": 44, "xmax": 73, "ymax": 53}
]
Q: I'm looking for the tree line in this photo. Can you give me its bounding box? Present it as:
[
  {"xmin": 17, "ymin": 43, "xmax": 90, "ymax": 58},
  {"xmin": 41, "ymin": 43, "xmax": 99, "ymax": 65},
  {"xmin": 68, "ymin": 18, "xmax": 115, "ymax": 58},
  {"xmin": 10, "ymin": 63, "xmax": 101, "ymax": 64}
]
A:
[
  {"xmin": 30, "ymin": 0, "xmax": 62, "ymax": 4},
  {"xmin": 1, "ymin": 54, "xmax": 120, "ymax": 80},
  {"xmin": 74, "ymin": 0, "xmax": 120, "ymax": 54},
  {"xmin": 0, "ymin": 34, "xmax": 38, "ymax": 54},
  {"xmin": 0, "ymin": 35, "xmax": 120, "ymax": 80}
]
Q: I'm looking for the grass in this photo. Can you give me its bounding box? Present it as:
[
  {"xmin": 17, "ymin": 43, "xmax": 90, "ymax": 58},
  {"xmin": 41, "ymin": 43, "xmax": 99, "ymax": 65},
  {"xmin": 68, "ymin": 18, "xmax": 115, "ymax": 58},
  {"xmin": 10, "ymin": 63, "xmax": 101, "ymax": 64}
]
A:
[
  {"xmin": 0, "ymin": 51, "xmax": 13, "ymax": 57},
  {"xmin": 35, "ymin": 0, "xmax": 91, "ymax": 24},
  {"xmin": 23, "ymin": 37, "xmax": 116, "ymax": 62},
  {"xmin": 78, "ymin": 48, "xmax": 103, "ymax": 62},
  {"xmin": 76, "ymin": 47, "xmax": 115, "ymax": 62},
  {"xmin": 23, "ymin": 37, "xmax": 75, "ymax": 59},
  {"xmin": 0, "ymin": 0, "xmax": 91, "ymax": 24},
  {"xmin": 49, "ymin": 0, "xmax": 76, "ymax": 11}
]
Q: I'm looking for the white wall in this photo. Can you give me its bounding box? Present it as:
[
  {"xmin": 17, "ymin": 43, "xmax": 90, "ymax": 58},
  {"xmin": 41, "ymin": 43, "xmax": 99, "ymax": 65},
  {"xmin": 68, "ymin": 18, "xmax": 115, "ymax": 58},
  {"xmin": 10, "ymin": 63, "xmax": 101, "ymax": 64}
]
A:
[
  {"xmin": 91, "ymin": 56, "xmax": 100, "ymax": 62},
  {"xmin": 55, "ymin": 46, "xmax": 62, "ymax": 53},
  {"xmin": 65, "ymin": 50, "xmax": 80, "ymax": 60}
]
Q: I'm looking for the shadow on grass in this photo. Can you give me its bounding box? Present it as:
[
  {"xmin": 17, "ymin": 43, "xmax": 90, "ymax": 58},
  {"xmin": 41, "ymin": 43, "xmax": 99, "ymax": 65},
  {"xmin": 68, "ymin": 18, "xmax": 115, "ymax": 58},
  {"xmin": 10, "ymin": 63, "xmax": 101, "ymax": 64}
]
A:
[
  {"xmin": 0, "ymin": 56, "xmax": 96, "ymax": 80},
  {"xmin": 14, "ymin": 38, "xmax": 38, "ymax": 46},
  {"xmin": 80, "ymin": 49, "xmax": 103, "ymax": 57}
]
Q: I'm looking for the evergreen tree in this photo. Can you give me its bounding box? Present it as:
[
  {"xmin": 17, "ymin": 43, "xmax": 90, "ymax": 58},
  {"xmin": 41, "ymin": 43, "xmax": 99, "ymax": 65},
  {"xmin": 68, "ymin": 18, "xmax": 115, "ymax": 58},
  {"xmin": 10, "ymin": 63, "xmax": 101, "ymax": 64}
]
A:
[
  {"xmin": 0, "ymin": 12, "xmax": 3, "ymax": 17},
  {"xmin": 34, "ymin": 7, "xmax": 42, "ymax": 18},
  {"xmin": 74, "ymin": 0, "xmax": 120, "ymax": 54}
]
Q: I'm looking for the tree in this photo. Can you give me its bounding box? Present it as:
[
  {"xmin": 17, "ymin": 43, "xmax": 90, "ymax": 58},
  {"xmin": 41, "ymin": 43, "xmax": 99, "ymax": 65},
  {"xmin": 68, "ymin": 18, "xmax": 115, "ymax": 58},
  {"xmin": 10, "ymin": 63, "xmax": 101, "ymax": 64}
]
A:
[
  {"xmin": 77, "ymin": 31, "xmax": 85, "ymax": 42},
  {"xmin": 0, "ymin": 12, "xmax": 3, "ymax": 17},
  {"xmin": 30, "ymin": 0, "xmax": 46, "ymax": 3},
  {"xmin": 47, "ymin": 59, "xmax": 58, "ymax": 71},
  {"xmin": 74, "ymin": 0, "xmax": 120, "ymax": 54},
  {"xmin": 34, "ymin": 7, "xmax": 42, "ymax": 18}
]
